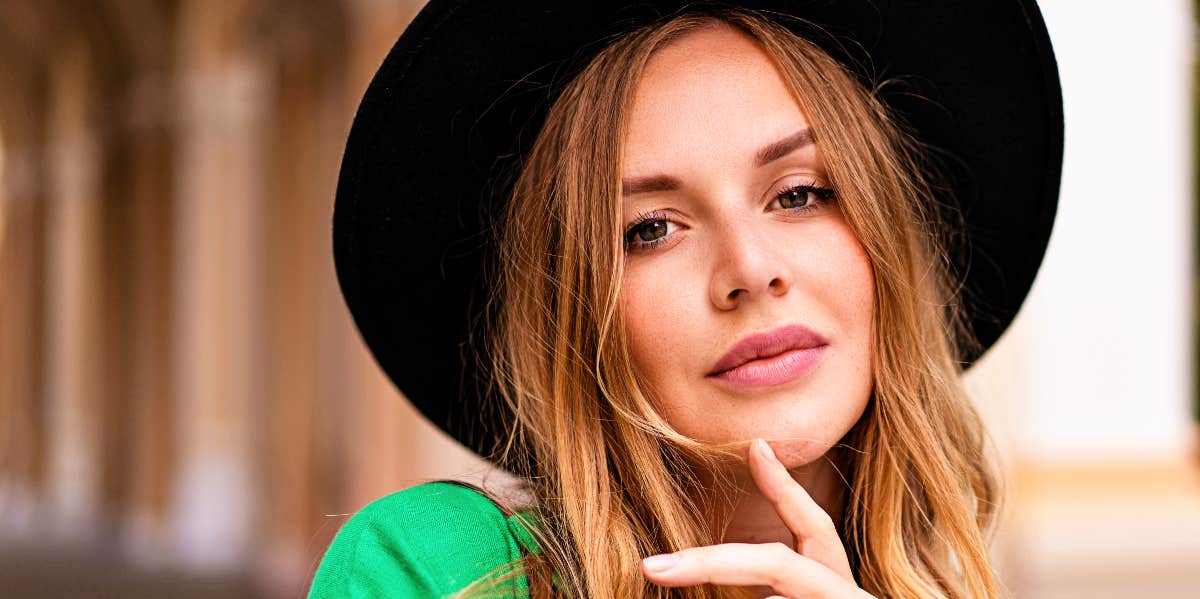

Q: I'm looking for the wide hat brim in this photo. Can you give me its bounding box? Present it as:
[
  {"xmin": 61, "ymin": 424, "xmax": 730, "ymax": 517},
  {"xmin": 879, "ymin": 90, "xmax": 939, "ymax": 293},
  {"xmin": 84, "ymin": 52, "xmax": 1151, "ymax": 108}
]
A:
[{"xmin": 332, "ymin": 0, "xmax": 1063, "ymax": 460}]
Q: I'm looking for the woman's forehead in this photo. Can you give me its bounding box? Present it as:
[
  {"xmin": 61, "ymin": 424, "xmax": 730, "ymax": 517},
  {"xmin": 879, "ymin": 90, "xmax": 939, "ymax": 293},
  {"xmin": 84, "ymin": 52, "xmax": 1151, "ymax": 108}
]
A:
[{"xmin": 621, "ymin": 26, "xmax": 815, "ymax": 180}]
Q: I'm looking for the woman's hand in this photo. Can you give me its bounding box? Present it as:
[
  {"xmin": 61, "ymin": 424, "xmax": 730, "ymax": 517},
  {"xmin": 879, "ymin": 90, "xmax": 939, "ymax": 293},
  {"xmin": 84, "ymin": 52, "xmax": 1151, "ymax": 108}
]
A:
[{"xmin": 640, "ymin": 438, "xmax": 876, "ymax": 598}]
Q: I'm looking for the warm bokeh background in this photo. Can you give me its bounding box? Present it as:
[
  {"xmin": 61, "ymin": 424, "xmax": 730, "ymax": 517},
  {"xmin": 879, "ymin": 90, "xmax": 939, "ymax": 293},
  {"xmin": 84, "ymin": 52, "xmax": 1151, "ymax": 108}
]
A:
[{"xmin": 0, "ymin": 1, "xmax": 1197, "ymax": 597}]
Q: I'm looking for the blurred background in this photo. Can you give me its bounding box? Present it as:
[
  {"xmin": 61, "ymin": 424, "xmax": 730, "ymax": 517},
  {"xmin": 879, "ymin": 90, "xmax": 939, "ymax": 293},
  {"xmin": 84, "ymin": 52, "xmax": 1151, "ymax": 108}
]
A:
[{"xmin": 0, "ymin": 0, "xmax": 1197, "ymax": 597}]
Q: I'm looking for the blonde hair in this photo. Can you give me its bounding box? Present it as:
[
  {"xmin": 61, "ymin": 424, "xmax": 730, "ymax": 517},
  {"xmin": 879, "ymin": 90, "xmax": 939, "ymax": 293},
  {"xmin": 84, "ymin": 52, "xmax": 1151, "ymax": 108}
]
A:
[{"xmin": 457, "ymin": 6, "xmax": 1004, "ymax": 598}]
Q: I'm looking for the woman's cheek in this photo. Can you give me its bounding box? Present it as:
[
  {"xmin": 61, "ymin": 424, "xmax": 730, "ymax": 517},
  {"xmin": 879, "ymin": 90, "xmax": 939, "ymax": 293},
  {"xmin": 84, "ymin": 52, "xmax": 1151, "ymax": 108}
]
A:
[
  {"xmin": 619, "ymin": 269, "xmax": 657, "ymax": 368},
  {"xmin": 828, "ymin": 228, "xmax": 876, "ymax": 381},
  {"xmin": 620, "ymin": 263, "xmax": 693, "ymax": 382},
  {"xmin": 809, "ymin": 223, "xmax": 874, "ymax": 318},
  {"xmin": 843, "ymin": 235, "xmax": 876, "ymax": 330}
]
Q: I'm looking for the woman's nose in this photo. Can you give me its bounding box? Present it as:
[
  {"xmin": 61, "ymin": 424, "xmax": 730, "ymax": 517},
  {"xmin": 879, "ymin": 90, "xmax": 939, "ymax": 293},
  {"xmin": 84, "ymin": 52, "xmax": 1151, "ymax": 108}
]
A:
[{"xmin": 708, "ymin": 222, "xmax": 792, "ymax": 310}]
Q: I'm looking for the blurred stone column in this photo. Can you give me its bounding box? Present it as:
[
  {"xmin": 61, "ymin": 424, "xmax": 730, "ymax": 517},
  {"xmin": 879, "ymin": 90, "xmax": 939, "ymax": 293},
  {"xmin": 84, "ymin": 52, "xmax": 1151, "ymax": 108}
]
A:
[
  {"xmin": 253, "ymin": 3, "xmax": 349, "ymax": 592},
  {"xmin": 169, "ymin": 0, "xmax": 264, "ymax": 570},
  {"xmin": 121, "ymin": 68, "xmax": 180, "ymax": 566},
  {"xmin": 0, "ymin": 57, "xmax": 49, "ymax": 540},
  {"xmin": 42, "ymin": 36, "xmax": 105, "ymax": 540}
]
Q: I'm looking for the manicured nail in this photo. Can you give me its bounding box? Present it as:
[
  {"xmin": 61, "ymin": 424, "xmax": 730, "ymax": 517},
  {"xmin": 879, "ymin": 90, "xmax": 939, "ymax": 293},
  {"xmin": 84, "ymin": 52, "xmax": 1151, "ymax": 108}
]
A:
[
  {"xmin": 755, "ymin": 438, "xmax": 778, "ymax": 463},
  {"xmin": 642, "ymin": 553, "xmax": 679, "ymax": 573}
]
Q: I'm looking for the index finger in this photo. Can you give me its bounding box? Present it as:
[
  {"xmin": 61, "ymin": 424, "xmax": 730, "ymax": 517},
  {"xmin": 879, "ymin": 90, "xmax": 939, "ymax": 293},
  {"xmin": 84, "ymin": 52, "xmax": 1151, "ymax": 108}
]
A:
[{"xmin": 749, "ymin": 437, "xmax": 854, "ymax": 580}]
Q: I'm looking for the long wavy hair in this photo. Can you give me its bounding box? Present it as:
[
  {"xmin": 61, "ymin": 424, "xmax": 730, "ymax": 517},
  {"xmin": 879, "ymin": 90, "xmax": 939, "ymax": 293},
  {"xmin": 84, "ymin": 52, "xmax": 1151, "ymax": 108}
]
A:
[{"xmin": 451, "ymin": 6, "xmax": 1005, "ymax": 598}]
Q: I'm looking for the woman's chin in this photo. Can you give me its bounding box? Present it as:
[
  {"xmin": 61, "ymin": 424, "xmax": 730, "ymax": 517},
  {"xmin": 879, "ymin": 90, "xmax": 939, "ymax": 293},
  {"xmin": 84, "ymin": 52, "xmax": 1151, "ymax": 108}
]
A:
[{"xmin": 760, "ymin": 437, "xmax": 834, "ymax": 468}]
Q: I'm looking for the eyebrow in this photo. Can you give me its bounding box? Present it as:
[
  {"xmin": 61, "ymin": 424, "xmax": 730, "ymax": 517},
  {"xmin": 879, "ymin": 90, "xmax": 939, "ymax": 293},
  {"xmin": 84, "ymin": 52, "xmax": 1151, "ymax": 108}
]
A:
[{"xmin": 621, "ymin": 127, "xmax": 814, "ymax": 197}]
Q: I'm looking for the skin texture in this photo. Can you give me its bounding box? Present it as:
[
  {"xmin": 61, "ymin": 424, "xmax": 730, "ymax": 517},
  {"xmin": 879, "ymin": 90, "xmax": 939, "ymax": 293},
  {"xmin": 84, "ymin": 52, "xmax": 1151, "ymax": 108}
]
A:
[{"xmin": 619, "ymin": 25, "xmax": 876, "ymax": 597}]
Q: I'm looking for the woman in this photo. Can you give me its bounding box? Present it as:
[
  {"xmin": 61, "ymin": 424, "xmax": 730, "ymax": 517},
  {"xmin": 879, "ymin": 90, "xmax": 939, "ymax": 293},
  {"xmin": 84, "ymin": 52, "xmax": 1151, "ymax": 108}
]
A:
[{"xmin": 310, "ymin": 1, "xmax": 1061, "ymax": 598}]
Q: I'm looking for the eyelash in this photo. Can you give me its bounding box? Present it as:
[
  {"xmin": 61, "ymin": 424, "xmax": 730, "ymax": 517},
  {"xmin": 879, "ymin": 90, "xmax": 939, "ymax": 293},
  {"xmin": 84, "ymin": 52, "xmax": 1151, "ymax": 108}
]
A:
[{"xmin": 622, "ymin": 181, "xmax": 837, "ymax": 253}]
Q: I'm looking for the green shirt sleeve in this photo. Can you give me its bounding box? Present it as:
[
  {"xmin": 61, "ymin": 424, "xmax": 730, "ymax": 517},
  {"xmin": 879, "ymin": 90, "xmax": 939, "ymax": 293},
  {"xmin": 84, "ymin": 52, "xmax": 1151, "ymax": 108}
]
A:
[{"xmin": 306, "ymin": 481, "xmax": 539, "ymax": 598}]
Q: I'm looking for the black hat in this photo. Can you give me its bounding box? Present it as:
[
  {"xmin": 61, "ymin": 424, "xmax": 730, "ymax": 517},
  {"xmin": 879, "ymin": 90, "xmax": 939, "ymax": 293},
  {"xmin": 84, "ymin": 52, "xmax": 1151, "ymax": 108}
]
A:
[{"xmin": 331, "ymin": 0, "xmax": 1063, "ymax": 459}]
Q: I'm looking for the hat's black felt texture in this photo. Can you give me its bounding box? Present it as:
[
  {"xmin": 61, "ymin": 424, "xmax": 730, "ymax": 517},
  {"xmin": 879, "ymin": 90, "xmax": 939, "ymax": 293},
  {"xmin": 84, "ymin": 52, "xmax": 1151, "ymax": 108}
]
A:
[{"xmin": 332, "ymin": 0, "xmax": 1063, "ymax": 459}]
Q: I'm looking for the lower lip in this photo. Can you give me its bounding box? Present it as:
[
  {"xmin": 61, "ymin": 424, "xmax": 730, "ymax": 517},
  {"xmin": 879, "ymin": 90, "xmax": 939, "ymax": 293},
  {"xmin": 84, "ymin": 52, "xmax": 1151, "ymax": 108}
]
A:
[{"xmin": 708, "ymin": 345, "xmax": 828, "ymax": 388}]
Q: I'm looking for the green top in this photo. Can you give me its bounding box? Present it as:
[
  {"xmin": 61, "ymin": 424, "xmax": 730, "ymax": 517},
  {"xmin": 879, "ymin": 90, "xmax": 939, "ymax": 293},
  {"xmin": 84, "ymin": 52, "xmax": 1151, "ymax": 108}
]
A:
[{"xmin": 307, "ymin": 481, "xmax": 544, "ymax": 598}]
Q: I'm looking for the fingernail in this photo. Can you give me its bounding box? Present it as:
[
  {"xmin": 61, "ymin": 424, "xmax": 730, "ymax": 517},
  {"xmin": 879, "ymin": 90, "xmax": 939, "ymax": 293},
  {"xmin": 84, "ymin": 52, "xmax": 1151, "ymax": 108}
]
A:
[
  {"xmin": 642, "ymin": 553, "xmax": 679, "ymax": 573},
  {"xmin": 755, "ymin": 438, "xmax": 778, "ymax": 463}
]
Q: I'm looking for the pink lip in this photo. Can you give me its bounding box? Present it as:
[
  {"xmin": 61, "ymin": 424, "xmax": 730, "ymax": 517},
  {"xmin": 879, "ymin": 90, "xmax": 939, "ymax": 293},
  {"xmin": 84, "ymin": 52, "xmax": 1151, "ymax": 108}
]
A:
[{"xmin": 707, "ymin": 324, "xmax": 829, "ymax": 388}]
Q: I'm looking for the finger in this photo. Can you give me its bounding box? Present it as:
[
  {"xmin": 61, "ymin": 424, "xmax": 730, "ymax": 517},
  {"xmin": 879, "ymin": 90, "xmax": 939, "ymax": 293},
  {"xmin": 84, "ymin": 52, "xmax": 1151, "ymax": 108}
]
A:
[
  {"xmin": 641, "ymin": 542, "xmax": 847, "ymax": 597},
  {"xmin": 749, "ymin": 438, "xmax": 854, "ymax": 580}
]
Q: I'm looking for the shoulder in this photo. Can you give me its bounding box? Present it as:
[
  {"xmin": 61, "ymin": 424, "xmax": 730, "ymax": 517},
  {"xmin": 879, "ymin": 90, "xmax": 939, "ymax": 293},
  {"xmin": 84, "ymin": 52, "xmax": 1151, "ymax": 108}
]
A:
[{"xmin": 307, "ymin": 481, "xmax": 534, "ymax": 598}]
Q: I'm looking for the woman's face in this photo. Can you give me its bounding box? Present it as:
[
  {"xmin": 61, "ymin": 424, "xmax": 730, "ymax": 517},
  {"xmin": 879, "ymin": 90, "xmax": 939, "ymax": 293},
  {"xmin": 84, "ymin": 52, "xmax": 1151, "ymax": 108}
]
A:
[{"xmin": 619, "ymin": 26, "xmax": 875, "ymax": 468}]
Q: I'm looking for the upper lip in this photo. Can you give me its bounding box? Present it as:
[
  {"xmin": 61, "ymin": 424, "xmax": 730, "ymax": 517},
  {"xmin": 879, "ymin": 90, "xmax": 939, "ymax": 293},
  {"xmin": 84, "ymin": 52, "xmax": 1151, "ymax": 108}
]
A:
[{"xmin": 707, "ymin": 324, "xmax": 829, "ymax": 376}]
